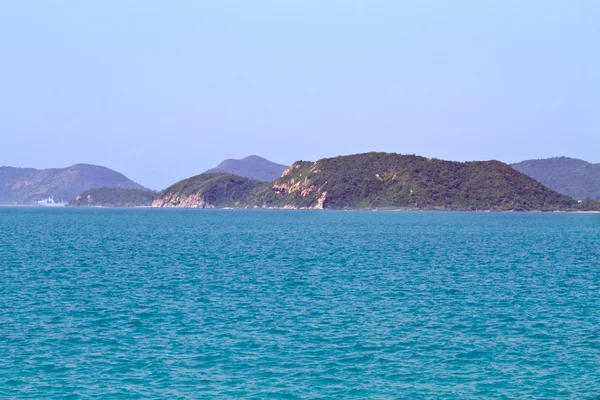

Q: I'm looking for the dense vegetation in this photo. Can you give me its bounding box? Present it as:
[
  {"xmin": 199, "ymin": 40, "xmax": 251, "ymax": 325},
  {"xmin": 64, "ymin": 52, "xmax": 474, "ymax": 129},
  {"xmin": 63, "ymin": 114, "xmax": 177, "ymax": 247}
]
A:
[
  {"xmin": 156, "ymin": 173, "xmax": 267, "ymax": 207},
  {"xmin": 68, "ymin": 188, "xmax": 157, "ymax": 207},
  {"xmin": 269, "ymin": 153, "xmax": 576, "ymax": 211},
  {"xmin": 512, "ymin": 157, "xmax": 600, "ymax": 201},
  {"xmin": 0, "ymin": 164, "xmax": 148, "ymax": 204},
  {"xmin": 145, "ymin": 153, "xmax": 584, "ymax": 211},
  {"xmin": 204, "ymin": 155, "xmax": 288, "ymax": 182},
  {"xmin": 69, "ymin": 153, "xmax": 600, "ymax": 211}
]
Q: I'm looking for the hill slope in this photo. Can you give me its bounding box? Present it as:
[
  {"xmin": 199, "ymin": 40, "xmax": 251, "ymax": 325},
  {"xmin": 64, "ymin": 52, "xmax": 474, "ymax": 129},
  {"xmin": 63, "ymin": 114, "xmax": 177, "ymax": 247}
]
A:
[
  {"xmin": 152, "ymin": 153, "xmax": 576, "ymax": 211},
  {"xmin": 268, "ymin": 153, "xmax": 575, "ymax": 210},
  {"xmin": 68, "ymin": 188, "xmax": 156, "ymax": 207},
  {"xmin": 0, "ymin": 164, "xmax": 148, "ymax": 204},
  {"xmin": 153, "ymin": 173, "xmax": 265, "ymax": 208},
  {"xmin": 511, "ymin": 157, "xmax": 600, "ymax": 200},
  {"xmin": 204, "ymin": 155, "xmax": 288, "ymax": 181}
]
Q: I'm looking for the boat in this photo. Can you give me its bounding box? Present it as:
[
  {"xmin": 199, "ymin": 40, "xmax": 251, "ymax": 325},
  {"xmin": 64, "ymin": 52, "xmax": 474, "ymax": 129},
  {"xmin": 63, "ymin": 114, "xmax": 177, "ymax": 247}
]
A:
[{"xmin": 34, "ymin": 196, "xmax": 67, "ymax": 207}]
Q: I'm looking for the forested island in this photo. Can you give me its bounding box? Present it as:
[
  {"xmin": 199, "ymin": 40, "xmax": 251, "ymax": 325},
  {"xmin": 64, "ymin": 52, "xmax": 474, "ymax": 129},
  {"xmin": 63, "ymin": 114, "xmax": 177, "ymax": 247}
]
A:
[{"xmin": 69, "ymin": 152, "xmax": 599, "ymax": 211}]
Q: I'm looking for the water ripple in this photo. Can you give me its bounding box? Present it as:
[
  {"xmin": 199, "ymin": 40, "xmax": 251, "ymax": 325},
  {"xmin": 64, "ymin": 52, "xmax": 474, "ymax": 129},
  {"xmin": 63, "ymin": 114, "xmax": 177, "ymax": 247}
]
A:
[{"xmin": 0, "ymin": 208, "xmax": 599, "ymax": 398}]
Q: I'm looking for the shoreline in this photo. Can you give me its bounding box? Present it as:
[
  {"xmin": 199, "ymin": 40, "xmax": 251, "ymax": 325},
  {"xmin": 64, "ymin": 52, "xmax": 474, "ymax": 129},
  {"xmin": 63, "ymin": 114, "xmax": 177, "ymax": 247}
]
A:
[{"xmin": 2, "ymin": 204, "xmax": 597, "ymax": 213}]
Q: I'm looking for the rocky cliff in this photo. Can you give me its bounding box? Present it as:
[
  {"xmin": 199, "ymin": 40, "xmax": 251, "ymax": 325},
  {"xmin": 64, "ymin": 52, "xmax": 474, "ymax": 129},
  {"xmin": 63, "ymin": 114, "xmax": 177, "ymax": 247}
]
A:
[
  {"xmin": 152, "ymin": 173, "xmax": 265, "ymax": 208},
  {"xmin": 265, "ymin": 153, "xmax": 576, "ymax": 210},
  {"xmin": 148, "ymin": 152, "xmax": 579, "ymax": 211}
]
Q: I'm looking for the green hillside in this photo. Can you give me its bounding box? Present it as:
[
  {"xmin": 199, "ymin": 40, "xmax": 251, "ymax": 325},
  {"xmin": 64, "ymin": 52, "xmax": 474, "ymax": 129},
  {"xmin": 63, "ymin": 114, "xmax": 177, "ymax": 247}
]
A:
[
  {"xmin": 153, "ymin": 173, "xmax": 266, "ymax": 208},
  {"xmin": 0, "ymin": 163, "xmax": 148, "ymax": 204},
  {"xmin": 204, "ymin": 155, "xmax": 288, "ymax": 181},
  {"xmin": 266, "ymin": 153, "xmax": 575, "ymax": 210},
  {"xmin": 512, "ymin": 157, "xmax": 600, "ymax": 201},
  {"xmin": 68, "ymin": 188, "xmax": 156, "ymax": 207},
  {"xmin": 149, "ymin": 153, "xmax": 579, "ymax": 211}
]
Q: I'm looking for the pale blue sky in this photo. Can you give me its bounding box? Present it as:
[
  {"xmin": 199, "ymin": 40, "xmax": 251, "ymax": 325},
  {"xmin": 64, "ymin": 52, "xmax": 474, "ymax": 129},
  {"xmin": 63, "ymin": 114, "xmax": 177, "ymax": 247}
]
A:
[{"xmin": 1, "ymin": 1, "xmax": 598, "ymax": 189}]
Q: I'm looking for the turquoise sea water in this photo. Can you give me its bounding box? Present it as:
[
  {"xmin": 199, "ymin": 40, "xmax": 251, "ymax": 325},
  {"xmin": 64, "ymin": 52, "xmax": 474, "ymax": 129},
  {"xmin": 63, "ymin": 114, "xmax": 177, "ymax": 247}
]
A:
[{"xmin": 1, "ymin": 208, "xmax": 599, "ymax": 399}]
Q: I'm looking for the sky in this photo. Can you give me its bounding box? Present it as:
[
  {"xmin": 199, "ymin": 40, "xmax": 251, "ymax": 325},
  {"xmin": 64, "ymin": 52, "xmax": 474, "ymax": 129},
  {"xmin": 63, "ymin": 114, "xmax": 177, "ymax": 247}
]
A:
[{"xmin": 0, "ymin": 1, "xmax": 598, "ymax": 190}]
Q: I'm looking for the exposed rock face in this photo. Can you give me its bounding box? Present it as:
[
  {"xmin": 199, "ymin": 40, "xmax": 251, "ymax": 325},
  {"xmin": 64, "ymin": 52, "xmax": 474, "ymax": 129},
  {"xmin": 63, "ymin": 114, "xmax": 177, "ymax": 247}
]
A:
[
  {"xmin": 152, "ymin": 193, "xmax": 214, "ymax": 208},
  {"xmin": 314, "ymin": 191, "xmax": 327, "ymax": 209},
  {"xmin": 150, "ymin": 173, "xmax": 265, "ymax": 209},
  {"xmin": 281, "ymin": 163, "xmax": 301, "ymax": 177},
  {"xmin": 267, "ymin": 153, "xmax": 577, "ymax": 211},
  {"xmin": 272, "ymin": 177, "xmax": 315, "ymax": 197},
  {"xmin": 273, "ymin": 161, "xmax": 323, "ymax": 199},
  {"xmin": 70, "ymin": 153, "xmax": 580, "ymax": 211},
  {"xmin": 73, "ymin": 193, "xmax": 94, "ymax": 204}
]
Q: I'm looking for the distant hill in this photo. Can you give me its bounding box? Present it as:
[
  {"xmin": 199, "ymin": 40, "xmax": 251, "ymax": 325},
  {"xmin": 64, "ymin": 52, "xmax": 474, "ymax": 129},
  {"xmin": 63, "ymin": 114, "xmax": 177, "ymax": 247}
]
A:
[
  {"xmin": 151, "ymin": 152, "xmax": 577, "ymax": 211},
  {"xmin": 204, "ymin": 155, "xmax": 287, "ymax": 181},
  {"xmin": 68, "ymin": 188, "xmax": 156, "ymax": 207},
  {"xmin": 0, "ymin": 164, "xmax": 148, "ymax": 204},
  {"xmin": 511, "ymin": 157, "xmax": 600, "ymax": 200}
]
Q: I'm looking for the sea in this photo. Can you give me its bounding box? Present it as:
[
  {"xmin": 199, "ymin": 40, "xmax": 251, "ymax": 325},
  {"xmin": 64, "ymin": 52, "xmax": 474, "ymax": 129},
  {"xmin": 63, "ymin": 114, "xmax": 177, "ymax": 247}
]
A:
[{"xmin": 1, "ymin": 208, "xmax": 599, "ymax": 399}]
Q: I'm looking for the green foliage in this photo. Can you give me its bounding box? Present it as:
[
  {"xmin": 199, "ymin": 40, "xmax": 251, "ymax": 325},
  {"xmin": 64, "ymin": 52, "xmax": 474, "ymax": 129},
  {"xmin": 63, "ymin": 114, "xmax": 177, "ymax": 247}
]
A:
[
  {"xmin": 82, "ymin": 153, "xmax": 584, "ymax": 211},
  {"xmin": 267, "ymin": 153, "xmax": 576, "ymax": 210},
  {"xmin": 512, "ymin": 157, "xmax": 600, "ymax": 201},
  {"xmin": 68, "ymin": 187, "xmax": 156, "ymax": 207},
  {"xmin": 159, "ymin": 173, "xmax": 268, "ymax": 207}
]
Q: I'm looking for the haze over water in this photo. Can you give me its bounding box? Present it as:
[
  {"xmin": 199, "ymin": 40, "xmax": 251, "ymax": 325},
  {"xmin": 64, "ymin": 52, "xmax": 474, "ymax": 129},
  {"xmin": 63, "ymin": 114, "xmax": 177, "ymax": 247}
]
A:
[{"xmin": 1, "ymin": 208, "xmax": 599, "ymax": 398}]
